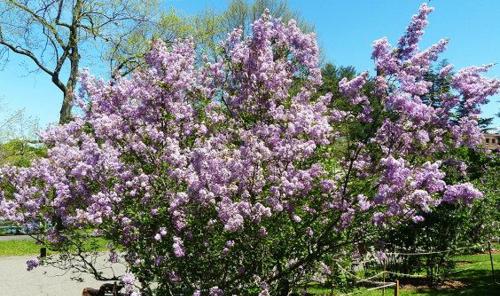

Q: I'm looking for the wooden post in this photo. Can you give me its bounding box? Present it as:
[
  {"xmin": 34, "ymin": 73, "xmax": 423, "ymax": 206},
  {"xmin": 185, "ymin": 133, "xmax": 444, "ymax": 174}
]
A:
[
  {"xmin": 393, "ymin": 280, "xmax": 399, "ymax": 296},
  {"xmin": 40, "ymin": 247, "xmax": 46, "ymax": 258},
  {"xmin": 382, "ymin": 264, "xmax": 386, "ymax": 296},
  {"xmin": 488, "ymin": 241, "xmax": 495, "ymax": 283}
]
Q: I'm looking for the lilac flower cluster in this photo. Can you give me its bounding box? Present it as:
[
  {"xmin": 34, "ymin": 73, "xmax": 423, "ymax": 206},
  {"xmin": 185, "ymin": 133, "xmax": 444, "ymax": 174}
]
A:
[
  {"xmin": 371, "ymin": 4, "xmax": 499, "ymax": 153},
  {"xmin": 26, "ymin": 257, "xmax": 40, "ymax": 271},
  {"xmin": 0, "ymin": 4, "xmax": 497, "ymax": 295},
  {"xmin": 355, "ymin": 3, "xmax": 499, "ymax": 225}
]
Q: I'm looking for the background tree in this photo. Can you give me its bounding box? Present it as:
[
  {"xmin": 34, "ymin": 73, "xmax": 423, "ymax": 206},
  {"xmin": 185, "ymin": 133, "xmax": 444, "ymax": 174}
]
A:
[
  {"xmin": 190, "ymin": 0, "xmax": 314, "ymax": 56},
  {"xmin": 0, "ymin": 99, "xmax": 38, "ymax": 142},
  {"xmin": 220, "ymin": 0, "xmax": 312, "ymax": 35},
  {"xmin": 108, "ymin": 8, "xmax": 198, "ymax": 79},
  {"xmin": 0, "ymin": 0, "xmax": 156, "ymax": 123},
  {"xmin": 0, "ymin": 99, "xmax": 43, "ymax": 166}
]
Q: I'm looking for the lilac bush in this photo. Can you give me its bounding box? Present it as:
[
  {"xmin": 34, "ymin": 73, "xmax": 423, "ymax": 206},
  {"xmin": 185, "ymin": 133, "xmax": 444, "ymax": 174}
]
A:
[{"xmin": 1, "ymin": 4, "xmax": 498, "ymax": 295}]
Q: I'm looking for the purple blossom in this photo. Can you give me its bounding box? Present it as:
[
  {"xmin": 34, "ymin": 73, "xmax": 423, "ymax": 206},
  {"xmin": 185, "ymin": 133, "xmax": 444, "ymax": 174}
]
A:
[
  {"xmin": 173, "ymin": 237, "xmax": 185, "ymax": 257},
  {"xmin": 109, "ymin": 251, "xmax": 119, "ymax": 263},
  {"xmin": 26, "ymin": 257, "xmax": 39, "ymax": 271},
  {"xmin": 209, "ymin": 286, "xmax": 224, "ymax": 296},
  {"xmin": 412, "ymin": 215, "xmax": 425, "ymax": 223},
  {"xmin": 122, "ymin": 272, "xmax": 135, "ymax": 285},
  {"xmin": 374, "ymin": 251, "xmax": 389, "ymax": 264},
  {"xmin": 443, "ymin": 183, "xmax": 483, "ymax": 204},
  {"xmin": 397, "ymin": 3, "xmax": 434, "ymax": 59},
  {"xmin": 122, "ymin": 272, "xmax": 138, "ymax": 295}
]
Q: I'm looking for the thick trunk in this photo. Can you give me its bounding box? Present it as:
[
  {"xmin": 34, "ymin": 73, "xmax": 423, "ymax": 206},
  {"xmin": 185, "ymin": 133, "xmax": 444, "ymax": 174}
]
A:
[
  {"xmin": 58, "ymin": 0, "xmax": 81, "ymax": 124},
  {"xmin": 59, "ymin": 58, "xmax": 78, "ymax": 124},
  {"xmin": 277, "ymin": 278, "xmax": 290, "ymax": 296},
  {"xmin": 59, "ymin": 89, "xmax": 73, "ymax": 124}
]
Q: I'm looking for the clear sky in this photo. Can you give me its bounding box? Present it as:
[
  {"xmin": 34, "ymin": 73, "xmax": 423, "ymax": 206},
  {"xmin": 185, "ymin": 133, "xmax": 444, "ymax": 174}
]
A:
[{"xmin": 0, "ymin": 0, "xmax": 498, "ymax": 129}]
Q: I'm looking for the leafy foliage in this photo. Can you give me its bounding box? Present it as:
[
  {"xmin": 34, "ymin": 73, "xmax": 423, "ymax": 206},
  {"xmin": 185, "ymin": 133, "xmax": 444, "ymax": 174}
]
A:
[{"xmin": 0, "ymin": 139, "xmax": 46, "ymax": 167}]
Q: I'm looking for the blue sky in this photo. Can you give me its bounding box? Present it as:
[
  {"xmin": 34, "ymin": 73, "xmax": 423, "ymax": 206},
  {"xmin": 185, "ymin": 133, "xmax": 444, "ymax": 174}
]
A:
[{"xmin": 0, "ymin": 0, "xmax": 498, "ymax": 129}]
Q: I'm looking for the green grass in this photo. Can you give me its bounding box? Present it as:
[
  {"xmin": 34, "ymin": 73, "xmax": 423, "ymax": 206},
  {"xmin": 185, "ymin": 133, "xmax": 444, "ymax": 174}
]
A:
[
  {"xmin": 0, "ymin": 237, "xmax": 109, "ymax": 256},
  {"xmin": 307, "ymin": 252, "xmax": 500, "ymax": 295},
  {"xmin": 0, "ymin": 239, "xmax": 42, "ymax": 256}
]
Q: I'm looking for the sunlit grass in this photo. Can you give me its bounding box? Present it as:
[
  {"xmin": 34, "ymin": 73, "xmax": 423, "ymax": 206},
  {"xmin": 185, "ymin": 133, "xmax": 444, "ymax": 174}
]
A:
[
  {"xmin": 0, "ymin": 236, "xmax": 109, "ymax": 256},
  {"xmin": 307, "ymin": 253, "xmax": 500, "ymax": 295},
  {"xmin": 0, "ymin": 238, "xmax": 41, "ymax": 256}
]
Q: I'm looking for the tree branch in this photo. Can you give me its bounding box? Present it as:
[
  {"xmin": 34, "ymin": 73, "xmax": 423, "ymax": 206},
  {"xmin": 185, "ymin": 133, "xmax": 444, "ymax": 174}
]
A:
[
  {"xmin": 6, "ymin": 0, "xmax": 66, "ymax": 47},
  {"xmin": 0, "ymin": 32, "xmax": 54, "ymax": 76}
]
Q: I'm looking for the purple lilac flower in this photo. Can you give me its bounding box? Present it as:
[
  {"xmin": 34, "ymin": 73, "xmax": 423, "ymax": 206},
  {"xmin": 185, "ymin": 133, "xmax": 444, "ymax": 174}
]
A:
[{"xmin": 26, "ymin": 257, "xmax": 39, "ymax": 271}]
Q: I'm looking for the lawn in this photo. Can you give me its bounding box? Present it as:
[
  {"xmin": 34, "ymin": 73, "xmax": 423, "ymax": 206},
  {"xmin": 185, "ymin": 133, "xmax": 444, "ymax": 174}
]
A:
[
  {"xmin": 0, "ymin": 236, "xmax": 108, "ymax": 256},
  {"xmin": 307, "ymin": 252, "xmax": 500, "ymax": 295},
  {"xmin": 0, "ymin": 238, "xmax": 41, "ymax": 256}
]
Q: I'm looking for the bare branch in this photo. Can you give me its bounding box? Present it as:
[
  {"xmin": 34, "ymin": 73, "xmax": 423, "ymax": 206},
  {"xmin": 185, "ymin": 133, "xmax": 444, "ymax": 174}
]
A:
[
  {"xmin": 6, "ymin": 0, "xmax": 66, "ymax": 47},
  {"xmin": 54, "ymin": 0, "xmax": 66, "ymax": 26},
  {"xmin": 0, "ymin": 31, "xmax": 54, "ymax": 76}
]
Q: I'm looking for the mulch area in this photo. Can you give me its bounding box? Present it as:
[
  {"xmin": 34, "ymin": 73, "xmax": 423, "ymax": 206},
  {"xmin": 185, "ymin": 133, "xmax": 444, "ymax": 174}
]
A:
[{"xmin": 401, "ymin": 279, "xmax": 467, "ymax": 291}]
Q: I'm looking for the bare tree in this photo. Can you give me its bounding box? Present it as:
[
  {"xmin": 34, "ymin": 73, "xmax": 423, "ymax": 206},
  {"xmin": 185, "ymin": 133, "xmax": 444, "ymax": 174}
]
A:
[
  {"xmin": 108, "ymin": 8, "xmax": 198, "ymax": 79},
  {"xmin": 191, "ymin": 0, "xmax": 314, "ymax": 57},
  {"xmin": 0, "ymin": 98, "xmax": 39, "ymax": 142},
  {"xmin": 0, "ymin": 0, "xmax": 155, "ymax": 123},
  {"xmin": 0, "ymin": 98, "xmax": 41, "ymax": 165},
  {"xmin": 223, "ymin": 0, "xmax": 313, "ymax": 36}
]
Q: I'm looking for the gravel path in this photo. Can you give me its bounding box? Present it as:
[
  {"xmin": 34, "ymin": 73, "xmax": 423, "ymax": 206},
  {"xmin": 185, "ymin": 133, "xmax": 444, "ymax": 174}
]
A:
[
  {"xmin": 0, "ymin": 255, "xmax": 125, "ymax": 296},
  {"xmin": 0, "ymin": 235, "xmax": 33, "ymax": 241}
]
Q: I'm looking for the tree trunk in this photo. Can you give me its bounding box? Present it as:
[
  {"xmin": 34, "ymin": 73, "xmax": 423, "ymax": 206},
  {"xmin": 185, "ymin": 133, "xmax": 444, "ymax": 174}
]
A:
[
  {"xmin": 59, "ymin": 46, "xmax": 79, "ymax": 124},
  {"xmin": 277, "ymin": 278, "xmax": 290, "ymax": 296},
  {"xmin": 58, "ymin": 0, "xmax": 82, "ymax": 124},
  {"xmin": 59, "ymin": 89, "xmax": 73, "ymax": 124}
]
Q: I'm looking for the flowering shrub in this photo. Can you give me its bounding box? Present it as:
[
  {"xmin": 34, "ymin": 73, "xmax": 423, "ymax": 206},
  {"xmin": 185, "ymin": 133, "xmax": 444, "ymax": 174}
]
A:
[
  {"xmin": 378, "ymin": 146, "xmax": 500, "ymax": 283},
  {"xmin": 1, "ymin": 4, "xmax": 498, "ymax": 295}
]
